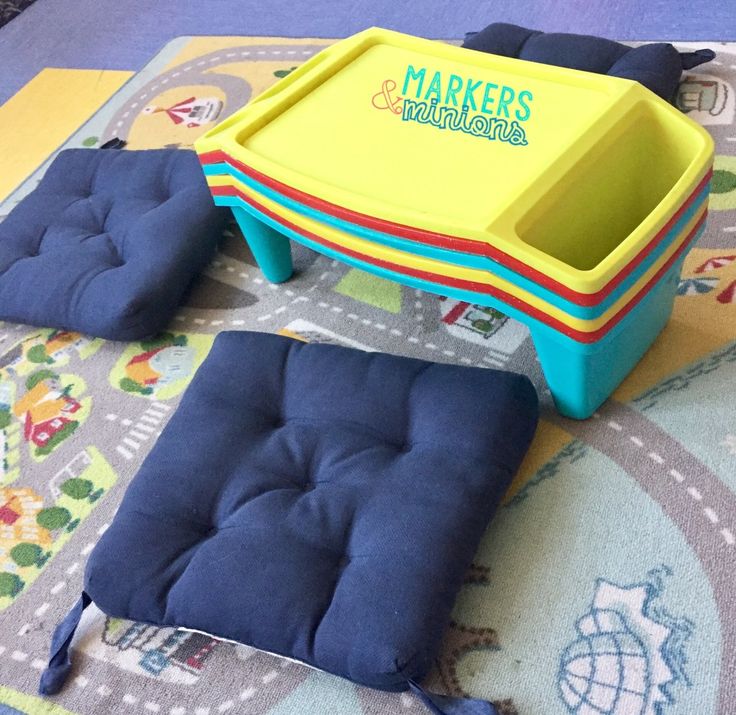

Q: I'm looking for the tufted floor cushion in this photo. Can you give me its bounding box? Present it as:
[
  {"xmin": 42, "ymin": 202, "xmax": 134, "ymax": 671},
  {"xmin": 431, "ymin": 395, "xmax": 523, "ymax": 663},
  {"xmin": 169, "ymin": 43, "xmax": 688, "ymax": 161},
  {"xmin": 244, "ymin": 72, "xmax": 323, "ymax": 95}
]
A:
[
  {"xmin": 41, "ymin": 331, "xmax": 538, "ymax": 708},
  {"xmin": 463, "ymin": 23, "xmax": 714, "ymax": 101},
  {"xmin": 0, "ymin": 148, "xmax": 227, "ymax": 340}
]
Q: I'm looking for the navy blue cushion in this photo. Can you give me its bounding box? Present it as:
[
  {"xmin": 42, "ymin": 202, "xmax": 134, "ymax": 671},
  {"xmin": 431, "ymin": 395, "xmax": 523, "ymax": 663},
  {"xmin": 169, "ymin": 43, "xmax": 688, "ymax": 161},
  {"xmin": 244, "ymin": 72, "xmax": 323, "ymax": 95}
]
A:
[
  {"xmin": 463, "ymin": 23, "xmax": 715, "ymax": 101},
  {"xmin": 83, "ymin": 331, "xmax": 538, "ymax": 691},
  {"xmin": 0, "ymin": 149, "xmax": 226, "ymax": 340}
]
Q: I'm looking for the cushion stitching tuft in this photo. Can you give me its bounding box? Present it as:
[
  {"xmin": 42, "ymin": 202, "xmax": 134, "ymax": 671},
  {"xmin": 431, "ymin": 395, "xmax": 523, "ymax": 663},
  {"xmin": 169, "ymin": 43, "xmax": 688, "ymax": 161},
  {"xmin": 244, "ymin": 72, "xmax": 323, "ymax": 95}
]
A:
[
  {"xmin": 306, "ymin": 521, "xmax": 357, "ymax": 659},
  {"xmin": 405, "ymin": 362, "xmax": 433, "ymax": 449},
  {"xmin": 253, "ymin": 412, "xmax": 521, "ymax": 465},
  {"xmin": 164, "ymin": 150, "xmax": 177, "ymax": 201},
  {"xmin": 123, "ymin": 507, "xmax": 212, "ymax": 534},
  {"xmin": 279, "ymin": 339, "xmax": 298, "ymax": 424}
]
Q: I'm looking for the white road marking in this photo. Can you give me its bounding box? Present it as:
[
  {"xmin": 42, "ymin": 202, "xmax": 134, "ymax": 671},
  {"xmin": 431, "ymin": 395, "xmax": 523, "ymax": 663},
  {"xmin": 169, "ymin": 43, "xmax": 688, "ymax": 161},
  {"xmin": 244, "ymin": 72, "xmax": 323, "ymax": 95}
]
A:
[
  {"xmin": 687, "ymin": 486, "xmax": 703, "ymax": 501},
  {"xmin": 704, "ymin": 507, "xmax": 719, "ymax": 523},
  {"xmin": 602, "ymin": 419, "xmax": 734, "ymax": 547},
  {"xmin": 670, "ymin": 468, "xmax": 685, "ymax": 482},
  {"xmin": 34, "ymin": 602, "xmax": 50, "ymax": 617},
  {"xmin": 116, "ymin": 445, "xmax": 134, "ymax": 460},
  {"xmin": 145, "ymin": 411, "xmax": 167, "ymax": 422},
  {"xmin": 400, "ymin": 693, "xmax": 415, "ymax": 708},
  {"xmin": 482, "ymin": 356, "xmax": 504, "ymax": 368}
]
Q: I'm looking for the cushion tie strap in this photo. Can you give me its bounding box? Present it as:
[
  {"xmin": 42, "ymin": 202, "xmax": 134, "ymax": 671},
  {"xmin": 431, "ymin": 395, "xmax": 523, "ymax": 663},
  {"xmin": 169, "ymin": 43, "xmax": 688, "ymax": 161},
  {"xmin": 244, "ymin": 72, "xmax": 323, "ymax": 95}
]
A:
[
  {"xmin": 408, "ymin": 680, "xmax": 499, "ymax": 715},
  {"xmin": 680, "ymin": 48, "xmax": 716, "ymax": 70},
  {"xmin": 39, "ymin": 591, "xmax": 91, "ymax": 696},
  {"xmin": 36, "ymin": 605, "xmax": 499, "ymax": 712}
]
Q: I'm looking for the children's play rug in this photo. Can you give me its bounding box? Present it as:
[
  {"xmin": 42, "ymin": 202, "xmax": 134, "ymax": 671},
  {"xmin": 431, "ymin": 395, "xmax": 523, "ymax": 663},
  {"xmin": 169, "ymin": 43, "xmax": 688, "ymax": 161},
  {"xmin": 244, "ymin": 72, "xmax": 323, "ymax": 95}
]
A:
[{"xmin": 1, "ymin": 36, "xmax": 736, "ymax": 715}]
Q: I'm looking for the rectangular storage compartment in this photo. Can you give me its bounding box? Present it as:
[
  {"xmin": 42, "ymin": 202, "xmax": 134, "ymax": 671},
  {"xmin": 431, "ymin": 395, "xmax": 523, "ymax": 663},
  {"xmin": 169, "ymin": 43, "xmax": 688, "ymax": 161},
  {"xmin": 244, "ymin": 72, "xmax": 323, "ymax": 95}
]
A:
[{"xmin": 516, "ymin": 102, "xmax": 702, "ymax": 271}]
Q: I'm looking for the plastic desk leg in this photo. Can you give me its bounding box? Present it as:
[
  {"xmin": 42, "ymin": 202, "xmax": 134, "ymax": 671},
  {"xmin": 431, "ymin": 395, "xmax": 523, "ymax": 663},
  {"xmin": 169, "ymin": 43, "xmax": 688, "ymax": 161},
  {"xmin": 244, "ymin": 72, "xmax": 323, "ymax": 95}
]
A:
[
  {"xmin": 232, "ymin": 206, "xmax": 293, "ymax": 283},
  {"xmin": 530, "ymin": 260, "xmax": 682, "ymax": 419},
  {"xmin": 229, "ymin": 201, "xmax": 685, "ymax": 421}
]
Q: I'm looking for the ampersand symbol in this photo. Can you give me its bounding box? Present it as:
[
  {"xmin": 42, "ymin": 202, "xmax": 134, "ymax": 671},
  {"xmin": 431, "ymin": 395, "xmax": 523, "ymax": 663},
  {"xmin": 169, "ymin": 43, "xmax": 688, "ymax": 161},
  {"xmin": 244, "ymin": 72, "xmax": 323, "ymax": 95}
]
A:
[{"xmin": 371, "ymin": 79, "xmax": 403, "ymax": 114}]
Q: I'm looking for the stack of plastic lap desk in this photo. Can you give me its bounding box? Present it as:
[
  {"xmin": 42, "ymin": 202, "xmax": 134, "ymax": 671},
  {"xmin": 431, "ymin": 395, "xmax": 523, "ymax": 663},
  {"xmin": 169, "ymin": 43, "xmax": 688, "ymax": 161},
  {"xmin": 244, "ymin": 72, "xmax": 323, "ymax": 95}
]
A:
[{"xmin": 196, "ymin": 28, "xmax": 714, "ymax": 418}]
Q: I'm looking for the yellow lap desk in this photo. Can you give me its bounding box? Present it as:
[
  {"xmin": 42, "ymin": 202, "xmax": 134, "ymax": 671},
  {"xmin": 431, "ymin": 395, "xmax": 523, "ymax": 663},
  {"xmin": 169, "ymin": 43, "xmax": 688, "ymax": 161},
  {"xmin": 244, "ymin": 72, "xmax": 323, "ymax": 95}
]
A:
[{"xmin": 196, "ymin": 28, "xmax": 714, "ymax": 418}]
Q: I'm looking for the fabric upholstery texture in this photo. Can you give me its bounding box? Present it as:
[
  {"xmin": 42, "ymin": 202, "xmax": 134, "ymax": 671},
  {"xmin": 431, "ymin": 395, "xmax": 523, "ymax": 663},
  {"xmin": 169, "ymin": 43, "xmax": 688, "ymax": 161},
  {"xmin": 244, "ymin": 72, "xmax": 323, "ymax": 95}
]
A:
[
  {"xmin": 0, "ymin": 148, "xmax": 226, "ymax": 340},
  {"xmin": 83, "ymin": 331, "xmax": 539, "ymax": 691},
  {"xmin": 462, "ymin": 23, "xmax": 715, "ymax": 101}
]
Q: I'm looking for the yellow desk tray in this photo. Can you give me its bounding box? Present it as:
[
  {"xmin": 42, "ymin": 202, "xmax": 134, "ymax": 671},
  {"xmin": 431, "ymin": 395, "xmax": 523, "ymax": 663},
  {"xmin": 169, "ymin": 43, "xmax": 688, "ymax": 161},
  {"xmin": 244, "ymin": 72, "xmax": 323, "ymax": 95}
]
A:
[{"xmin": 197, "ymin": 27, "xmax": 713, "ymax": 294}]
